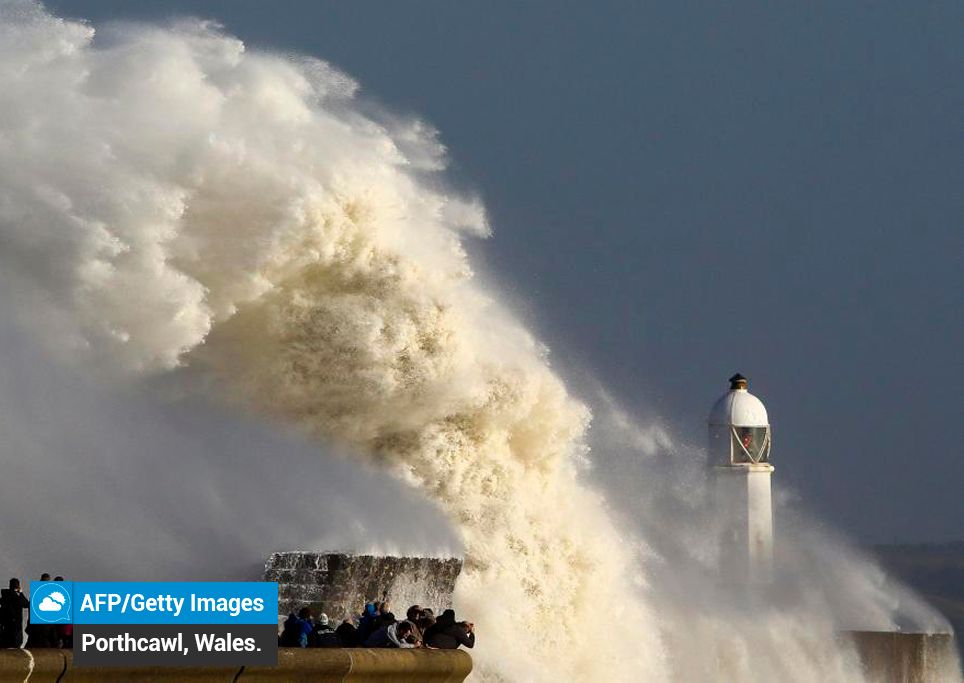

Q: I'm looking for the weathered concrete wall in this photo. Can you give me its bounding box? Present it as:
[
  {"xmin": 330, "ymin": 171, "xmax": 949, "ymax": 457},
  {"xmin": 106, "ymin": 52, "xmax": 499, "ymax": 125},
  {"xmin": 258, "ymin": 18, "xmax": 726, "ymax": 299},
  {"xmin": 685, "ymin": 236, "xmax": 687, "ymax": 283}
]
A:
[
  {"xmin": 0, "ymin": 650, "xmax": 65, "ymax": 682},
  {"xmin": 0, "ymin": 649, "xmax": 472, "ymax": 682},
  {"xmin": 264, "ymin": 552, "xmax": 462, "ymax": 624},
  {"xmin": 844, "ymin": 631, "xmax": 962, "ymax": 683},
  {"xmin": 244, "ymin": 649, "xmax": 472, "ymax": 683},
  {"xmin": 3, "ymin": 634, "xmax": 956, "ymax": 681}
]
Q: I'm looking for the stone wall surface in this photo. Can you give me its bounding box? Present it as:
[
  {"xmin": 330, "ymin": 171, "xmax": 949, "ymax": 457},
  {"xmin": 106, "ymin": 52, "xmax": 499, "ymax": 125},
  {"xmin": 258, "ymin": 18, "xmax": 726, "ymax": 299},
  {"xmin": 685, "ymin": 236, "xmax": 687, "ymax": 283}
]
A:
[
  {"xmin": 0, "ymin": 649, "xmax": 472, "ymax": 683},
  {"xmin": 264, "ymin": 552, "xmax": 462, "ymax": 624}
]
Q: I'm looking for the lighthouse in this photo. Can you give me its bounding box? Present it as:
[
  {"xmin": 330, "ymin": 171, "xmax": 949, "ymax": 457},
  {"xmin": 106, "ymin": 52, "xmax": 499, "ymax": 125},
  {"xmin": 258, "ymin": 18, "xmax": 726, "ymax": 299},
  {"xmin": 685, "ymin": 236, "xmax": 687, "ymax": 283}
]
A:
[{"xmin": 709, "ymin": 373, "xmax": 774, "ymax": 581}]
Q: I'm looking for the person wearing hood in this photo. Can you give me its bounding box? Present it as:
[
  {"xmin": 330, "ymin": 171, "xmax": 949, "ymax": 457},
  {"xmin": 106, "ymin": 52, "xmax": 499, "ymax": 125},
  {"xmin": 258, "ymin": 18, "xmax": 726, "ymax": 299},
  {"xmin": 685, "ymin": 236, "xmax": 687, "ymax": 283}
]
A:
[
  {"xmin": 363, "ymin": 612, "xmax": 395, "ymax": 646},
  {"xmin": 423, "ymin": 609, "xmax": 475, "ymax": 649},
  {"xmin": 279, "ymin": 613, "xmax": 301, "ymax": 647},
  {"xmin": 388, "ymin": 621, "xmax": 418, "ymax": 648},
  {"xmin": 312, "ymin": 613, "xmax": 340, "ymax": 647},
  {"xmin": 355, "ymin": 601, "xmax": 379, "ymax": 644},
  {"xmin": 365, "ymin": 619, "xmax": 416, "ymax": 648},
  {"xmin": 0, "ymin": 578, "xmax": 30, "ymax": 648},
  {"xmin": 278, "ymin": 607, "xmax": 313, "ymax": 648},
  {"xmin": 295, "ymin": 607, "xmax": 313, "ymax": 647}
]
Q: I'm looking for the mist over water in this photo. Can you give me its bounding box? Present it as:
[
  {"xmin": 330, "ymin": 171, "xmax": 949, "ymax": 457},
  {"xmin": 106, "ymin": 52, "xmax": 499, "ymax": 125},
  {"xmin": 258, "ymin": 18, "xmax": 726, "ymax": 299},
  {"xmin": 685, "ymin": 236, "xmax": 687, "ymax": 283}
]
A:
[
  {"xmin": 0, "ymin": 311, "xmax": 462, "ymax": 578},
  {"xmin": 588, "ymin": 397, "xmax": 957, "ymax": 680},
  {"xmin": 0, "ymin": 2, "xmax": 957, "ymax": 681}
]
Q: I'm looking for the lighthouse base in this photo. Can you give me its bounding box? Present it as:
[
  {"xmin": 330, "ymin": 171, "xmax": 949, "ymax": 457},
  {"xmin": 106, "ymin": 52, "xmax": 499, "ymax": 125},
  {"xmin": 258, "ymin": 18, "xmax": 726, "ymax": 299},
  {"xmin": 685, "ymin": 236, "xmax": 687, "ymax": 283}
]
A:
[
  {"xmin": 843, "ymin": 630, "xmax": 961, "ymax": 683},
  {"xmin": 713, "ymin": 464, "xmax": 774, "ymax": 580}
]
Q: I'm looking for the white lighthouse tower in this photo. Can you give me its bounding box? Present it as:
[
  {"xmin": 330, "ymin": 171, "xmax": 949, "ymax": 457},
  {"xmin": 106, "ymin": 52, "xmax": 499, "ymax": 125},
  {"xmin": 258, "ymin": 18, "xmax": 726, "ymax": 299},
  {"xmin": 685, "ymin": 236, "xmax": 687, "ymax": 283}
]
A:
[{"xmin": 709, "ymin": 373, "xmax": 774, "ymax": 581}]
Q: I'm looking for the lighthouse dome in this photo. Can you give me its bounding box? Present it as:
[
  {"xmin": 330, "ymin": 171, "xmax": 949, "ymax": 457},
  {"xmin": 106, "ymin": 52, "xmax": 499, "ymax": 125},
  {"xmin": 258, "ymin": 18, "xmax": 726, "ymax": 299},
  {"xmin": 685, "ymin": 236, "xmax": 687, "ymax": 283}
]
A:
[
  {"xmin": 709, "ymin": 373, "xmax": 768, "ymax": 427},
  {"xmin": 708, "ymin": 374, "xmax": 772, "ymax": 465},
  {"xmin": 710, "ymin": 390, "xmax": 768, "ymax": 427}
]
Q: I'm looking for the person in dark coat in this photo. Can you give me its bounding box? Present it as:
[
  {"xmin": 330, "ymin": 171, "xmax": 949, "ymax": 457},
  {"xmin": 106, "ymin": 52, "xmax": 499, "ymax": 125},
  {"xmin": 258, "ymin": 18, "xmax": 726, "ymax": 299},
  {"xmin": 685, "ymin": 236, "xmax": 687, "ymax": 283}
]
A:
[
  {"xmin": 279, "ymin": 613, "xmax": 298, "ymax": 647},
  {"xmin": 355, "ymin": 602, "xmax": 379, "ymax": 644},
  {"xmin": 334, "ymin": 621, "xmax": 358, "ymax": 647},
  {"xmin": 362, "ymin": 612, "xmax": 395, "ymax": 647},
  {"xmin": 423, "ymin": 609, "xmax": 475, "ymax": 650},
  {"xmin": 312, "ymin": 613, "xmax": 340, "ymax": 647},
  {"xmin": 416, "ymin": 608, "xmax": 436, "ymax": 637},
  {"xmin": 24, "ymin": 574, "xmax": 55, "ymax": 648},
  {"xmin": 278, "ymin": 608, "xmax": 313, "ymax": 648},
  {"xmin": 0, "ymin": 579, "xmax": 30, "ymax": 648},
  {"xmin": 52, "ymin": 577, "xmax": 71, "ymax": 649}
]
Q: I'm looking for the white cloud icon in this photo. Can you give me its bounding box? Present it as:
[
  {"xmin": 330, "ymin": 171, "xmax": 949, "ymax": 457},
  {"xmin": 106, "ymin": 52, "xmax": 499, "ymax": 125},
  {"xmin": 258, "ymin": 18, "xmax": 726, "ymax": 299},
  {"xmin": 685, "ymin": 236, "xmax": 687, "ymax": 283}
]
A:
[{"xmin": 38, "ymin": 592, "xmax": 66, "ymax": 612}]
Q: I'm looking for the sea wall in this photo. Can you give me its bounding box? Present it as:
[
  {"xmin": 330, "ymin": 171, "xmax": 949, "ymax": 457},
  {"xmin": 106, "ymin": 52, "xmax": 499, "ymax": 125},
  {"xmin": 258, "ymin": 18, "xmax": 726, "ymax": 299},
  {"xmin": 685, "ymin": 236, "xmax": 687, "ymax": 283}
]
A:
[
  {"xmin": 0, "ymin": 648, "xmax": 472, "ymax": 682},
  {"xmin": 844, "ymin": 631, "xmax": 962, "ymax": 683},
  {"xmin": 264, "ymin": 552, "xmax": 462, "ymax": 624}
]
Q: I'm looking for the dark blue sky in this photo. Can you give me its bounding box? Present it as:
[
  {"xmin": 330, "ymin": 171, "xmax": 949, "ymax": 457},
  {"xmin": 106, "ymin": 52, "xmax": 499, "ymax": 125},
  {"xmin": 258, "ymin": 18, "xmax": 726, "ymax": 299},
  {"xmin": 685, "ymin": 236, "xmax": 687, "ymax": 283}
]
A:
[{"xmin": 48, "ymin": 0, "xmax": 963, "ymax": 543}]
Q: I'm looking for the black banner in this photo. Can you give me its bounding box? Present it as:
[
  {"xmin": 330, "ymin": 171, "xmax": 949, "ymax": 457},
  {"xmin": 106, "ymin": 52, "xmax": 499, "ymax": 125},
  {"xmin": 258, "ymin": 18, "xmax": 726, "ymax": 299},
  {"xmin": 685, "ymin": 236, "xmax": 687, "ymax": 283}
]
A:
[{"xmin": 73, "ymin": 624, "xmax": 277, "ymax": 666}]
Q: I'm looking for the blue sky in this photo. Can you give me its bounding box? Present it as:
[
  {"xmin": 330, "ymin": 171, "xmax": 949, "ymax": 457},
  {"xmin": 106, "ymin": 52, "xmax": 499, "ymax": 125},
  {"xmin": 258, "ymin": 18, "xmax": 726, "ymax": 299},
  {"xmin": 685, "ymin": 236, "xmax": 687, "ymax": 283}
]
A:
[{"xmin": 45, "ymin": 0, "xmax": 963, "ymax": 543}]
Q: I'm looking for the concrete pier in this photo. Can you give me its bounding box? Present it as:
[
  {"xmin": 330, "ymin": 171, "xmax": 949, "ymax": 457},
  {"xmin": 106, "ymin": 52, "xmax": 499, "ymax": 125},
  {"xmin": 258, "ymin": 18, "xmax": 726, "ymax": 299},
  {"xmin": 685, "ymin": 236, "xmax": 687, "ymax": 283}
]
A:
[
  {"xmin": 0, "ymin": 648, "xmax": 472, "ymax": 682},
  {"xmin": 844, "ymin": 631, "xmax": 961, "ymax": 683}
]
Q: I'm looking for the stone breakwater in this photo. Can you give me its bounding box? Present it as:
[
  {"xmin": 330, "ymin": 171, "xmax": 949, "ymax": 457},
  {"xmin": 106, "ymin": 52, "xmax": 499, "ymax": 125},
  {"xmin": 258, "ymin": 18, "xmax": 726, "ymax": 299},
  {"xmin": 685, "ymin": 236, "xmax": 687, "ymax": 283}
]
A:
[
  {"xmin": 264, "ymin": 552, "xmax": 462, "ymax": 624},
  {"xmin": 844, "ymin": 631, "xmax": 961, "ymax": 683}
]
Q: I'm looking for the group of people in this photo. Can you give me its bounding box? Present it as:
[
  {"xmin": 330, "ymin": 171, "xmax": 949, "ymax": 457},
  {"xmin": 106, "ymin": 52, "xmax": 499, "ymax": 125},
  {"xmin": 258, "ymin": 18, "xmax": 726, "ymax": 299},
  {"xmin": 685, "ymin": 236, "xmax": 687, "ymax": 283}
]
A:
[
  {"xmin": 4, "ymin": 576, "xmax": 476, "ymax": 653},
  {"xmin": 279, "ymin": 599, "xmax": 475, "ymax": 650},
  {"xmin": 0, "ymin": 575, "xmax": 73, "ymax": 649}
]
